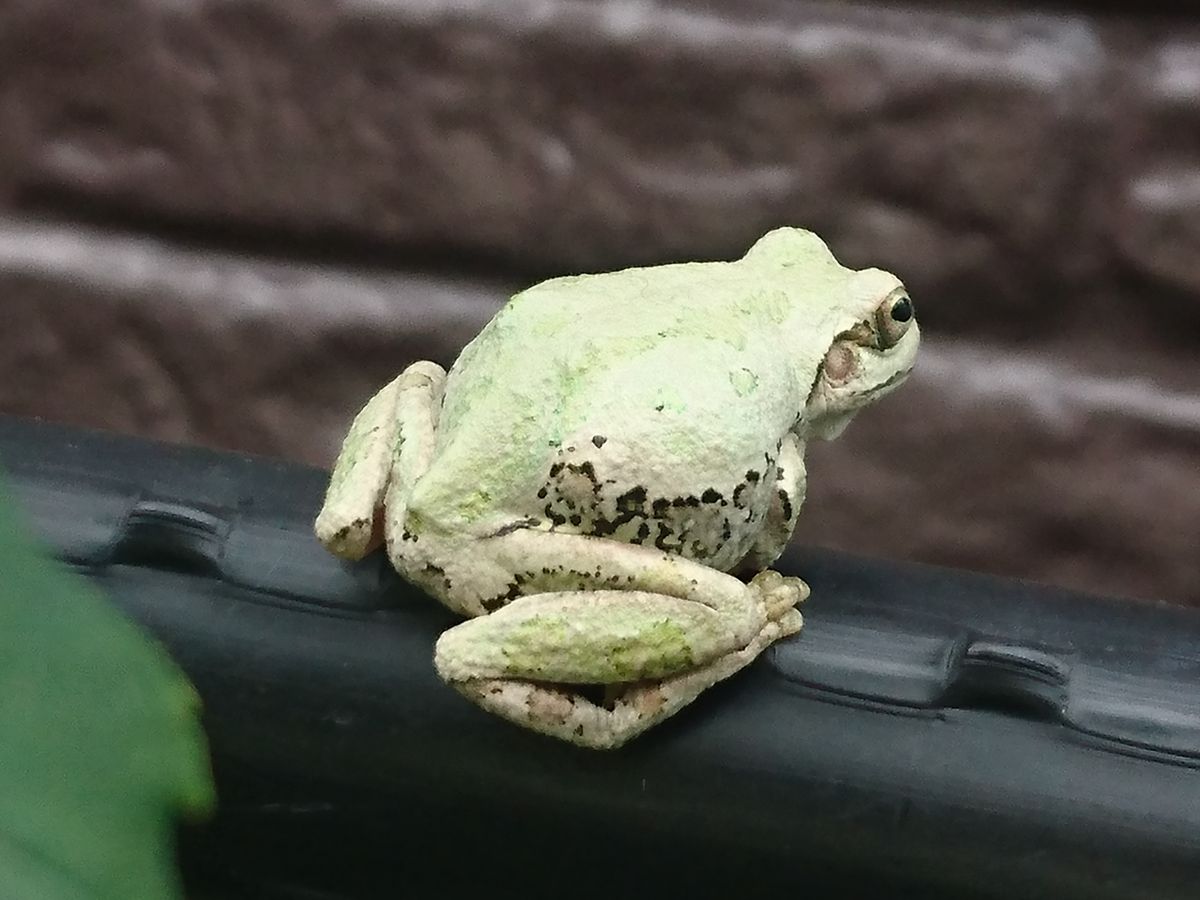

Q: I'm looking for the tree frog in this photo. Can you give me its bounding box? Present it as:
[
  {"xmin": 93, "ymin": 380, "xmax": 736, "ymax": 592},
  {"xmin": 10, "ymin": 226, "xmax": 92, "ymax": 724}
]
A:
[{"xmin": 315, "ymin": 228, "xmax": 919, "ymax": 749}]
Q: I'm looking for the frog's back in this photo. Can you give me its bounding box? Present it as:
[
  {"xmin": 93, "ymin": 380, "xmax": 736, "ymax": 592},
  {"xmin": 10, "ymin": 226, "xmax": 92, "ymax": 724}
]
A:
[{"xmin": 409, "ymin": 261, "xmax": 799, "ymax": 529}]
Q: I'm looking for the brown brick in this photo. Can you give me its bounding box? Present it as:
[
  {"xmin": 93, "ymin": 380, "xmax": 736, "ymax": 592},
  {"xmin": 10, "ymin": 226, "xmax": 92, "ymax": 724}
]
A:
[{"xmin": 0, "ymin": 0, "xmax": 1108, "ymax": 333}]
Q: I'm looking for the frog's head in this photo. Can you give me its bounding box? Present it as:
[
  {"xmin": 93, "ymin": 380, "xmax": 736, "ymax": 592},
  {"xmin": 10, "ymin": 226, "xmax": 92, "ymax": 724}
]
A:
[{"xmin": 744, "ymin": 228, "xmax": 921, "ymax": 441}]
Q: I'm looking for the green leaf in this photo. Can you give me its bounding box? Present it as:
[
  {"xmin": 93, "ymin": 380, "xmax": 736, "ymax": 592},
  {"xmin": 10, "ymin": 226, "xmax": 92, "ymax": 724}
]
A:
[{"xmin": 0, "ymin": 479, "xmax": 214, "ymax": 900}]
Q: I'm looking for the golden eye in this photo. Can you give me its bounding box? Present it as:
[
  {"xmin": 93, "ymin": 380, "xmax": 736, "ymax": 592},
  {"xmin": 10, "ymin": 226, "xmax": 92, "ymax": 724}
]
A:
[{"xmin": 875, "ymin": 288, "xmax": 914, "ymax": 349}]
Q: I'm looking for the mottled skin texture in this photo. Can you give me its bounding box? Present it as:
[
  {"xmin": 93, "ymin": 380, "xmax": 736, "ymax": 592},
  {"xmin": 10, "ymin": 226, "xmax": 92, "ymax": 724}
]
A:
[{"xmin": 315, "ymin": 228, "xmax": 919, "ymax": 749}]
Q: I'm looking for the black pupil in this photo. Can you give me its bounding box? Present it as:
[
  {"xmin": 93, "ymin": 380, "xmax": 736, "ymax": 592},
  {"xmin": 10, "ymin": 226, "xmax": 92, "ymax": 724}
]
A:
[{"xmin": 891, "ymin": 296, "xmax": 913, "ymax": 323}]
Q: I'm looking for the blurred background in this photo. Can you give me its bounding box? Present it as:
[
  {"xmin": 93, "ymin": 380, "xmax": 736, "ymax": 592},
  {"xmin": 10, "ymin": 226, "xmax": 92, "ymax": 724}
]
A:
[{"xmin": 0, "ymin": 0, "xmax": 1196, "ymax": 606}]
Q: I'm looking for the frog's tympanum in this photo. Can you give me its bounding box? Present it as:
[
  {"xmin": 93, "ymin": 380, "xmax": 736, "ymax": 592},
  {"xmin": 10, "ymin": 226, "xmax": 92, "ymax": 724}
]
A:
[{"xmin": 316, "ymin": 228, "xmax": 919, "ymax": 748}]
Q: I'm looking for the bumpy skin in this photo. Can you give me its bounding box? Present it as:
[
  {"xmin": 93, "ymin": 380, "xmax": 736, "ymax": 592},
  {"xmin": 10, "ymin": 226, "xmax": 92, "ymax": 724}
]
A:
[{"xmin": 315, "ymin": 228, "xmax": 919, "ymax": 749}]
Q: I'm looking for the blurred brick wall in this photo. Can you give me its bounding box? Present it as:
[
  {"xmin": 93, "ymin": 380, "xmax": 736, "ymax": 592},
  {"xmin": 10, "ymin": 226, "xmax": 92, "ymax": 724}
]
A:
[{"xmin": 1, "ymin": 0, "xmax": 1197, "ymax": 604}]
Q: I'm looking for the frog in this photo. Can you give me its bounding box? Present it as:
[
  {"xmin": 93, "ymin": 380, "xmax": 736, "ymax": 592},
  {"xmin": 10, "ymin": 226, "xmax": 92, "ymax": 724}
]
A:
[{"xmin": 314, "ymin": 227, "xmax": 919, "ymax": 749}]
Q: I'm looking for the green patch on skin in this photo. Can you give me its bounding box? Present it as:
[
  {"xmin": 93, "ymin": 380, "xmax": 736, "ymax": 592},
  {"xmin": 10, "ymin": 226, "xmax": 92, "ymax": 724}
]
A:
[
  {"xmin": 729, "ymin": 367, "xmax": 759, "ymax": 397},
  {"xmin": 502, "ymin": 615, "xmax": 573, "ymax": 679},
  {"xmin": 502, "ymin": 615, "xmax": 695, "ymax": 682},
  {"xmin": 404, "ymin": 508, "xmax": 429, "ymax": 535},
  {"xmin": 438, "ymin": 374, "xmax": 493, "ymax": 435},
  {"xmin": 608, "ymin": 619, "xmax": 695, "ymax": 680},
  {"xmin": 456, "ymin": 489, "xmax": 494, "ymax": 520},
  {"xmin": 755, "ymin": 288, "xmax": 792, "ymax": 324}
]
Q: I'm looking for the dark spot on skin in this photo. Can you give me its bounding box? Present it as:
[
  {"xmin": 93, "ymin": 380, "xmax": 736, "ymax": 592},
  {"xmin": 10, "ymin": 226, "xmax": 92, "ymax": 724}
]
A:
[
  {"xmin": 544, "ymin": 504, "xmax": 568, "ymax": 527},
  {"xmin": 587, "ymin": 515, "xmax": 617, "ymax": 537},
  {"xmin": 537, "ymin": 486, "xmax": 548, "ymax": 499},
  {"xmin": 701, "ymin": 488, "xmax": 723, "ymax": 504},
  {"xmin": 616, "ymin": 486, "xmax": 647, "ymax": 514},
  {"xmin": 651, "ymin": 498, "xmax": 671, "ymax": 517},
  {"xmin": 549, "ymin": 462, "xmax": 564, "ymax": 477},
  {"xmin": 401, "ymin": 528, "xmax": 417, "ymax": 543},
  {"xmin": 632, "ymin": 522, "xmax": 651, "ymax": 545},
  {"xmin": 489, "ymin": 517, "xmax": 541, "ymax": 538},
  {"xmin": 569, "ymin": 514, "xmax": 583, "ymax": 527},
  {"xmin": 592, "ymin": 435, "xmax": 607, "ymax": 448},
  {"xmin": 654, "ymin": 404, "xmax": 665, "ymax": 412},
  {"xmin": 565, "ymin": 499, "xmax": 576, "ymax": 510},
  {"xmin": 690, "ymin": 541, "xmax": 709, "ymax": 560},
  {"xmin": 422, "ymin": 563, "xmax": 451, "ymax": 591},
  {"xmin": 722, "ymin": 519, "xmax": 732, "ymax": 541},
  {"xmin": 654, "ymin": 523, "xmax": 674, "ymax": 551},
  {"xmin": 481, "ymin": 580, "xmax": 522, "ymax": 612},
  {"xmin": 567, "ymin": 446, "xmax": 576, "ymax": 453},
  {"xmin": 732, "ymin": 484, "xmax": 748, "ymax": 509},
  {"xmin": 779, "ymin": 490, "xmax": 794, "ymax": 522},
  {"xmin": 745, "ymin": 470, "xmax": 760, "ymax": 483}
]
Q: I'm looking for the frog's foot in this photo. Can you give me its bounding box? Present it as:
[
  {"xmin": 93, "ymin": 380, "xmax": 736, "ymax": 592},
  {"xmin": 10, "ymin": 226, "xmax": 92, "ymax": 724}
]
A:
[
  {"xmin": 748, "ymin": 569, "xmax": 810, "ymax": 620},
  {"xmin": 434, "ymin": 587, "xmax": 803, "ymax": 750},
  {"xmin": 315, "ymin": 361, "xmax": 446, "ymax": 559},
  {"xmin": 445, "ymin": 605, "xmax": 802, "ymax": 750}
]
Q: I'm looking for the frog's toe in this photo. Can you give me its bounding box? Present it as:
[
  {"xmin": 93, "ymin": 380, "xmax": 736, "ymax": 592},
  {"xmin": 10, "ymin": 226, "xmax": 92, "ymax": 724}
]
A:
[
  {"xmin": 774, "ymin": 607, "xmax": 804, "ymax": 638},
  {"xmin": 749, "ymin": 569, "xmax": 809, "ymax": 620}
]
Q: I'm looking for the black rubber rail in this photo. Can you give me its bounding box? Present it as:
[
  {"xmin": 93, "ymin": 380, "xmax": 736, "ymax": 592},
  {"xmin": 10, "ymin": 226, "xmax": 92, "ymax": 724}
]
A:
[{"xmin": 2, "ymin": 415, "xmax": 1198, "ymax": 900}]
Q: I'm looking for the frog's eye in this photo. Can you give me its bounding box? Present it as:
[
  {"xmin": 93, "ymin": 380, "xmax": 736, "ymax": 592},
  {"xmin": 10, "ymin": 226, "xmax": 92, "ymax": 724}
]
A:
[{"xmin": 874, "ymin": 288, "xmax": 914, "ymax": 349}]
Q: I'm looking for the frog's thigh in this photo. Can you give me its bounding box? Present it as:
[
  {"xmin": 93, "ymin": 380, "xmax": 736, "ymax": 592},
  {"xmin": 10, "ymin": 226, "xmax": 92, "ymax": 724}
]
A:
[
  {"xmin": 737, "ymin": 432, "xmax": 807, "ymax": 575},
  {"xmin": 452, "ymin": 607, "xmax": 804, "ymax": 750},
  {"xmin": 314, "ymin": 361, "xmax": 446, "ymax": 559},
  {"xmin": 434, "ymin": 591, "xmax": 742, "ymax": 684},
  {"xmin": 482, "ymin": 528, "xmax": 768, "ymax": 647}
]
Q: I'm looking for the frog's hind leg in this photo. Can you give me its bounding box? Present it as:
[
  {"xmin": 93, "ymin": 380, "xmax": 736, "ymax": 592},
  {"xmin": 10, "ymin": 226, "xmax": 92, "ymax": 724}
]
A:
[
  {"xmin": 434, "ymin": 563, "xmax": 804, "ymax": 749},
  {"xmin": 315, "ymin": 361, "xmax": 446, "ymax": 559},
  {"xmin": 439, "ymin": 589, "xmax": 801, "ymax": 750}
]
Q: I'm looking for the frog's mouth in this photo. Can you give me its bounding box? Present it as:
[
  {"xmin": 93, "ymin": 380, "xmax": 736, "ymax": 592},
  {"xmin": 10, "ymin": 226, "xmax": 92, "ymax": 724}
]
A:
[{"xmin": 857, "ymin": 366, "xmax": 912, "ymax": 398}]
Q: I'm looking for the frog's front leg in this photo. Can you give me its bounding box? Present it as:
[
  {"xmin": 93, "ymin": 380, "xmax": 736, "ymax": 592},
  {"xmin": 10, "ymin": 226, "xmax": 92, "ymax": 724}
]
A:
[
  {"xmin": 314, "ymin": 361, "xmax": 446, "ymax": 559},
  {"xmin": 432, "ymin": 529, "xmax": 804, "ymax": 748},
  {"xmin": 735, "ymin": 432, "xmax": 808, "ymax": 580}
]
